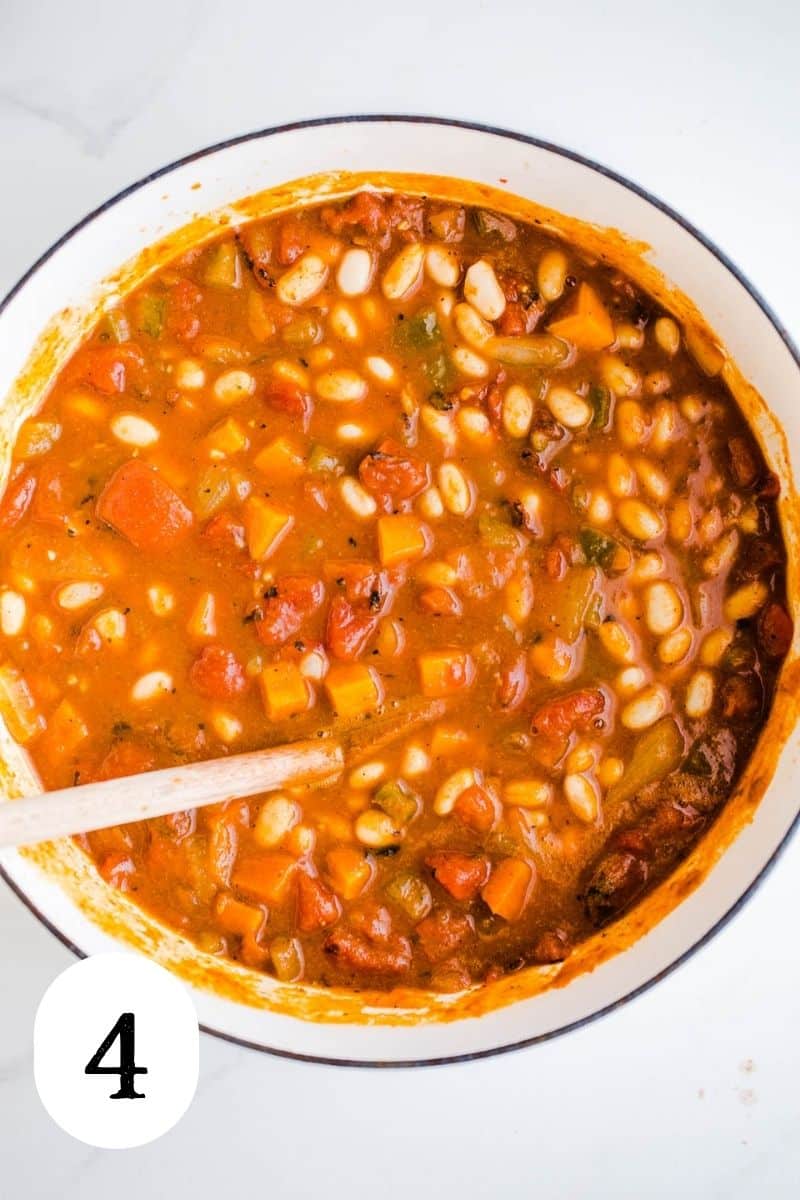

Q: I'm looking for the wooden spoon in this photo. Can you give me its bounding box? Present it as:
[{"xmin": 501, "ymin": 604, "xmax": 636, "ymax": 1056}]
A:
[{"xmin": 0, "ymin": 697, "xmax": 445, "ymax": 849}]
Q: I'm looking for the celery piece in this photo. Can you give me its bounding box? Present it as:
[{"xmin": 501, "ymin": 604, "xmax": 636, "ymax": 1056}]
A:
[
  {"xmin": 608, "ymin": 718, "xmax": 685, "ymax": 806},
  {"xmin": 478, "ymin": 511, "xmax": 519, "ymax": 549},
  {"xmin": 385, "ymin": 872, "xmax": 432, "ymax": 921},
  {"xmin": 204, "ymin": 241, "xmax": 243, "ymax": 288},
  {"xmin": 374, "ymin": 779, "xmax": 420, "ymax": 826},
  {"xmin": 307, "ymin": 444, "xmax": 342, "ymax": 474},
  {"xmin": 589, "ymin": 384, "xmax": 611, "ymax": 429},
  {"xmin": 137, "ymin": 293, "xmax": 166, "ymax": 339}
]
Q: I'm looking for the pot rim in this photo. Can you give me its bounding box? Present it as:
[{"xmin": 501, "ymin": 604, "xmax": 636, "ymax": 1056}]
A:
[{"xmin": 1, "ymin": 113, "xmax": 798, "ymax": 1069}]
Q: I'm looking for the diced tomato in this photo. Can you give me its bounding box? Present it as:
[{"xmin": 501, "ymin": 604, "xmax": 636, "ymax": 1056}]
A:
[
  {"xmin": 96, "ymin": 459, "xmax": 193, "ymax": 552},
  {"xmin": 418, "ymin": 586, "xmax": 462, "ymax": 617},
  {"xmin": 387, "ymin": 194, "xmax": 425, "ymax": 241},
  {"xmin": 324, "ymin": 926, "xmax": 412, "ymax": 974},
  {"xmin": 415, "ymin": 909, "xmax": 475, "ymax": 962},
  {"xmin": 75, "ymin": 343, "xmax": 146, "ymax": 395},
  {"xmin": 324, "ymin": 560, "xmax": 389, "ymax": 605},
  {"xmin": 296, "ymin": 872, "xmax": 341, "ymax": 932},
  {"xmin": 531, "ymin": 929, "xmax": 571, "ymax": 963},
  {"xmin": 164, "ymin": 809, "xmax": 196, "ymax": 839},
  {"xmin": 728, "ymin": 435, "xmax": 759, "ymax": 488},
  {"xmin": 98, "ymin": 740, "xmax": 156, "ymax": 781},
  {"xmin": 0, "ymin": 469, "xmax": 36, "ymax": 531},
  {"xmin": 453, "ymin": 785, "xmax": 500, "ymax": 834},
  {"xmin": 237, "ymin": 223, "xmax": 273, "ymax": 285},
  {"xmin": 358, "ymin": 439, "xmax": 429, "ymax": 502},
  {"xmin": 757, "ymin": 602, "xmax": 793, "ymax": 659},
  {"xmin": 530, "ymin": 688, "xmax": 607, "ymax": 740},
  {"xmin": 262, "ymin": 379, "xmax": 314, "ymax": 432},
  {"xmin": 167, "ymin": 278, "xmax": 204, "ymax": 340},
  {"xmin": 277, "ymin": 218, "xmax": 308, "ymax": 266},
  {"xmin": 720, "ymin": 674, "xmax": 761, "ymax": 721},
  {"xmin": 426, "ymin": 852, "xmax": 491, "ymax": 901},
  {"xmin": 201, "ymin": 511, "xmax": 247, "ymax": 553},
  {"xmin": 189, "ymin": 645, "xmax": 246, "ymax": 700},
  {"xmin": 32, "ymin": 464, "xmax": 67, "ymax": 526},
  {"xmin": 497, "ymin": 301, "xmax": 528, "ymax": 336},
  {"xmin": 98, "ymin": 851, "xmax": 137, "ymax": 891},
  {"xmin": 254, "ymin": 575, "xmax": 325, "ymax": 646},
  {"xmin": 207, "ymin": 814, "xmax": 239, "ymax": 885},
  {"xmin": 321, "ymin": 191, "xmax": 388, "ymax": 237},
  {"xmin": 325, "ymin": 595, "xmax": 378, "ymax": 660}
]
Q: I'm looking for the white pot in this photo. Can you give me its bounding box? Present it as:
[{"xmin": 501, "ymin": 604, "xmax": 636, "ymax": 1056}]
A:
[{"xmin": 1, "ymin": 117, "xmax": 798, "ymax": 1065}]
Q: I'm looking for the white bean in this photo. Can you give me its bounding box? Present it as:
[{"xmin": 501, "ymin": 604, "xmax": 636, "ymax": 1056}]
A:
[
  {"xmin": 110, "ymin": 413, "xmax": 160, "ymax": 448},
  {"xmin": 381, "ymin": 243, "xmax": 425, "ymax": 301},
  {"xmin": 502, "ymin": 384, "xmax": 534, "ymax": 438},
  {"xmin": 255, "ymin": 794, "xmax": 301, "ymax": 847},
  {"xmin": 175, "ymin": 359, "xmax": 206, "ymax": 390},
  {"xmin": 336, "ymin": 248, "xmax": 373, "ymax": 296},
  {"xmin": 339, "ymin": 476, "xmax": 377, "ymax": 519},
  {"xmin": 463, "ymin": 259, "xmax": 506, "ymax": 321},
  {"xmin": 365, "ymin": 356, "xmax": 396, "ymax": 384},
  {"xmin": 277, "ymin": 253, "xmax": 329, "ymax": 306},
  {"xmin": 564, "ymin": 773, "xmax": 600, "ymax": 823},
  {"xmin": 537, "ymin": 249, "xmax": 567, "ymax": 302},
  {"xmin": 425, "ymin": 245, "xmax": 461, "ymax": 287},
  {"xmin": 348, "ymin": 760, "xmax": 386, "ymax": 789},
  {"xmin": 618, "ymin": 499, "xmax": 665, "ymax": 541},
  {"xmin": 213, "ymin": 369, "xmax": 256, "ymax": 404},
  {"xmin": 131, "ymin": 670, "xmax": 174, "ymax": 702},
  {"xmin": 0, "ymin": 590, "xmax": 26, "ymax": 636},
  {"xmin": 438, "ymin": 463, "xmax": 474, "ymax": 515},
  {"xmin": 55, "ymin": 582, "xmax": 105, "ymax": 611},
  {"xmin": 355, "ymin": 809, "xmax": 402, "ymax": 847},
  {"xmin": 451, "ymin": 346, "xmax": 489, "ymax": 378},
  {"xmin": 546, "ymin": 385, "xmax": 592, "ymax": 430},
  {"xmin": 453, "ymin": 302, "xmax": 494, "ymax": 349},
  {"xmin": 316, "ymin": 369, "xmax": 368, "ymax": 402},
  {"xmin": 685, "ymin": 669, "xmax": 714, "ymax": 718},
  {"xmin": 644, "ymin": 581, "xmax": 683, "ymax": 635},
  {"xmin": 434, "ymin": 767, "xmax": 479, "ymax": 815},
  {"xmin": 724, "ymin": 580, "xmax": 769, "ymax": 622},
  {"xmin": 621, "ymin": 685, "xmax": 668, "ymax": 730}
]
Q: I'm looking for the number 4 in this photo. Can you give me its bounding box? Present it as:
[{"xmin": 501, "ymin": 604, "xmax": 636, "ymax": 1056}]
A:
[{"xmin": 84, "ymin": 1013, "xmax": 148, "ymax": 1100}]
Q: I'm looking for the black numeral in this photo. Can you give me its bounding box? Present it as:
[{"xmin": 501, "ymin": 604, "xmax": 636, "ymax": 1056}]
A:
[{"xmin": 84, "ymin": 1012, "xmax": 148, "ymax": 1100}]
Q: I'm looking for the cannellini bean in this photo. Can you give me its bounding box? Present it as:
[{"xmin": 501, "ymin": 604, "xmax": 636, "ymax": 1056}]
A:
[
  {"xmin": 329, "ymin": 303, "xmax": 361, "ymax": 341},
  {"xmin": 621, "ymin": 685, "xmax": 668, "ymax": 730},
  {"xmin": 418, "ymin": 485, "xmax": 445, "ymax": 520},
  {"xmin": 588, "ymin": 489, "xmax": 613, "ymax": 525},
  {"xmin": 131, "ymin": 670, "xmax": 173, "ymax": 702},
  {"xmin": 650, "ymin": 400, "xmax": 679, "ymax": 453},
  {"xmin": 316, "ymin": 369, "xmax": 368, "ymax": 403},
  {"xmin": 564, "ymin": 774, "xmax": 600, "ymax": 823},
  {"xmin": 420, "ymin": 406, "xmax": 457, "ymax": 449},
  {"xmin": 336, "ymin": 247, "xmax": 373, "ymax": 296},
  {"xmin": 272, "ymin": 359, "xmax": 310, "ymax": 388},
  {"xmin": 381, "ymin": 243, "xmax": 425, "ymax": 301},
  {"xmin": 724, "ymin": 580, "xmax": 769, "ymax": 622},
  {"xmin": 700, "ymin": 627, "xmax": 733, "ymax": 667},
  {"xmin": 463, "ymin": 259, "xmax": 506, "ymax": 321},
  {"xmin": 644, "ymin": 581, "xmax": 683, "ymax": 635},
  {"xmin": 565, "ymin": 742, "xmax": 599, "ymax": 773},
  {"xmin": 654, "ymin": 316, "xmax": 680, "ymax": 356},
  {"xmin": 530, "ymin": 636, "xmax": 573, "ymax": 682},
  {"xmin": 452, "ymin": 345, "xmax": 489, "ymax": 378},
  {"xmin": 658, "ymin": 626, "xmax": 693, "ymax": 664},
  {"xmin": 426, "ymin": 245, "xmax": 461, "ymax": 287},
  {"xmin": 685, "ymin": 670, "xmax": 715, "ymax": 718},
  {"xmin": 402, "ymin": 743, "xmax": 431, "ymax": 777},
  {"xmin": 615, "ymin": 323, "xmax": 645, "ymax": 351},
  {"xmin": 355, "ymin": 808, "xmax": 402, "ymax": 847},
  {"xmin": 668, "ymin": 498, "xmax": 694, "ymax": 544},
  {"xmin": 504, "ymin": 778, "xmax": 553, "ymax": 808},
  {"xmin": 607, "ymin": 453, "xmax": 637, "ymax": 498},
  {"xmin": 277, "ymin": 252, "xmax": 329, "ymax": 305},
  {"xmin": 210, "ymin": 710, "xmax": 243, "ymax": 744},
  {"xmin": 457, "ymin": 406, "xmax": 492, "ymax": 446},
  {"xmin": 175, "ymin": 358, "xmax": 207, "ymax": 390},
  {"xmin": 434, "ymin": 767, "xmax": 479, "ymax": 815},
  {"xmin": 336, "ymin": 422, "xmax": 370, "ymax": 443},
  {"xmin": 680, "ymin": 394, "xmax": 706, "ymax": 423},
  {"xmin": 617, "ymin": 498, "xmax": 665, "ymax": 541},
  {"xmin": 147, "ymin": 584, "xmax": 175, "ymax": 616},
  {"xmin": 55, "ymin": 582, "xmax": 105, "ymax": 611},
  {"xmin": 93, "ymin": 608, "xmax": 127, "ymax": 643},
  {"xmin": 453, "ymin": 302, "xmax": 494, "ymax": 348},
  {"xmin": 645, "ymin": 370, "xmax": 672, "ymax": 396},
  {"xmin": 505, "ymin": 564, "xmax": 534, "ymax": 624},
  {"xmin": 348, "ymin": 760, "xmax": 386, "ymax": 789},
  {"xmin": 616, "ymin": 666, "xmax": 648, "ymax": 697},
  {"xmin": 299, "ymin": 647, "xmax": 328, "ymax": 681},
  {"xmin": 339, "ymin": 476, "xmax": 377, "ymax": 519},
  {"xmin": 516, "ymin": 488, "xmax": 543, "ymax": 535},
  {"xmin": 602, "ymin": 354, "xmax": 641, "ymax": 396},
  {"xmin": 110, "ymin": 413, "xmax": 160, "ymax": 448},
  {"xmin": 597, "ymin": 757, "xmax": 625, "ymax": 788},
  {"xmin": 598, "ymin": 619, "xmax": 636, "ymax": 664},
  {"xmin": 546, "ymin": 385, "xmax": 592, "ymax": 429},
  {"xmin": 634, "ymin": 458, "xmax": 670, "ymax": 501},
  {"xmin": 703, "ymin": 528, "xmax": 740, "ymax": 576},
  {"xmin": 537, "ymin": 249, "xmax": 567, "ymax": 302},
  {"xmin": 438, "ymin": 463, "xmax": 474, "ymax": 515},
  {"xmin": 630, "ymin": 552, "xmax": 665, "ymax": 583},
  {"xmin": 255, "ymin": 795, "xmax": 302, "ymax": 847},
  {"xmin": 502, "ymin": 384, "xmax": 534, "ymax": 439},
  {"xmin": 616, "ymin": 399, "xmax": 648, "ymax": 447},
  {"xmin": 0, "ymin": 590, "xmax": 26, "ymax": 636},
  {"xmin": 213, "ymin": 369, "xmax": 256, "ymax": 404},
  {"xmin": 416, "ymin": 560, "xmax": 459, "ymax": 586},
  {"xmin": 435, "ymin": 289, "xmax": 456, "ymax": 320},
  {"xmin": 365, "ymin": 356, "xmax": 396, "ymax": 384}
]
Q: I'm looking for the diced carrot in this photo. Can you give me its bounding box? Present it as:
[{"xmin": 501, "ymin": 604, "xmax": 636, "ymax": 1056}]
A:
[
  {"xmin": 0, "ymin": 470, "xmax": 36, "ymax": 532},
  {"xmin": 481, "ymin": 858, "xmax": 534, "ymax": 921},
  {"xmin": 186, "ymin": 591, "xmax": 217, "ymax": 639},
  {"xmin": 96, "ymin": 459, "xmax": 193, "ymax": 553},
  {"xmin": 205, "ymin": 418, "xmax": 249, "ymax": 457},
  {"xmin": 324, "ymin": 663, "xmax": 384, "ymax": 717},
  {"xmin": 233, "ymin": 852, "xmax": 298, "ymax": 905},
  {"xmin": 253, "ymin": 435, "xmax": 306, "ymax": 482},
  {"xmin": 214, "ymin": 891, "xmax": 265, "ymax": 938},
  {"xmin": 418, "ymin": 649, "xmax": 475, "ymax": 698},
  {"xmin": 40, "ymin": 698, "xmax": 89, "ymax": 759},
  {"xmin": 547, "ymin": 283, "xmax": 615, "ymax": 351},
  {"xmin": 0, "ymin": 662, "xmax": 45, "ymax": 744},
  {"xmin": 326, "ymin": 847, "xmax": 375, "ymax": 900},
  {"xmin": 242, "ymin": 495, "xmax": 294, "ymax": 560},
  {"xmin": 426, "ymin": 851, "xmax": 490, "ymax": 900},
  {"xmin": 377, "ymin": 514, "xmax": 430, "ymax": 567},
  {"xmin": 430, "ymin": 723, "xmax": 476, "ymax": 758},
  {"xmin": 296, "ymin": 872, "xmax": 341, "ymax": 932},
  {"xmin": 75, "ymin": 343, "xmax": 146, "ymax": 395},
  {"xmin": 259, "ymin": 661, "xmax": 312, "ymax": 721}
]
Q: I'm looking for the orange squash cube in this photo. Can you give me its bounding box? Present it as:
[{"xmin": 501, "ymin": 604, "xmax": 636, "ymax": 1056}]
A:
[
  {"xmin": 259, "ymin": 661, "xmax": 312, "ymax": 721},
  {"xmin": 326, "ymin": 847, "xmax": 375, "ymax": 900},
  {"xmin": 233, "ymin": 852, "xmax": 298, "ymax": 905},
  {"xmin": 243, "ymin": 495, "xmax": 294, "ymax": 560},
  {"xmin": 324, "ymin": 663, "xmax": 384, "ymax": 717},
  {"xmin": 41, "ymin": 698, "xmax": 89, "ymax": 758},
  {"xmin": 377, "ymin": 515, "xmax": 430, "ymax": 567},
  {"xmin": 547, "ymin": 283, "xmax": 615, "ymax": 351},
  {"xmin": 253, "ymin": 435, "xmax": 306, "ymax": 482},
  {"xmin": 0, "ymin": 662, "xmax": 45, "ymax": 744},
  {"xmin": 481, "ymin": 858, "xmax": 534, "ymax": 921},
  {"xmin": 417, "ymin": 649, "xmax": 475, "ymax": 698},
  {"xmin": 205, "ymin": 417, "xmax": 249, "ymax": 457}
]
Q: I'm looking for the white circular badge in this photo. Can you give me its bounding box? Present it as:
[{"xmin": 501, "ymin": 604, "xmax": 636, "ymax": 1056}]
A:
[{"xmin": 34, "ymin": 952, "xmax": 199, "ymax": 1149}]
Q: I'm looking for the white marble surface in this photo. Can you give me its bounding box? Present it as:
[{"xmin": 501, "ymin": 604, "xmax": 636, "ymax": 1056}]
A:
[{"xmin": 1, "ymin": 0, "xmax": 799, "ymax": 1194}]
